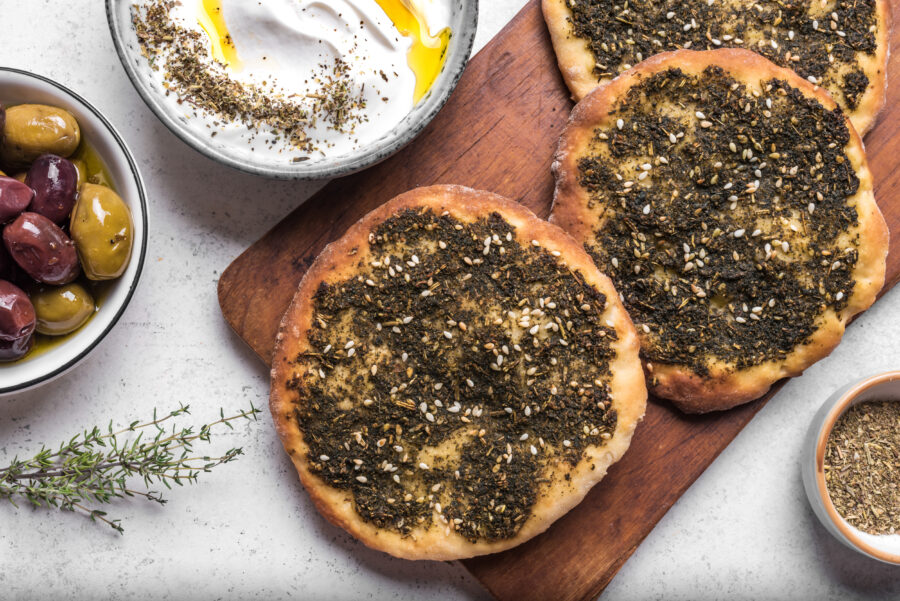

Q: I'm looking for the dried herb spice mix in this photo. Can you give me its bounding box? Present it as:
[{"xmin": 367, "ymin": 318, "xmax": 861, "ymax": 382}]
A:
[
  {"xmin": 825, "ymin": 400, "xmax": 900, "ymax": 535},
  {"xmin": 286, "ymin": 209, "xmax": 619, "ymax": 541},
  {"xmin": 132, "ymin": 0, "xmax": 367, "ymax": 155},
  {"xmin": 566, "ymin": 0, "xmax": 879, "ymax": 111},
  {"xmin": 576, "ymin": 66, "xmax": 859, "ymax": 377}
]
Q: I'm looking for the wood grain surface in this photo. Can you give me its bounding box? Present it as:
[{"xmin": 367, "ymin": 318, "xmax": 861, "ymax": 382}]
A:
[{"xmin": 217, "ymin": 1, "xmax": 900, "ymax": 599}]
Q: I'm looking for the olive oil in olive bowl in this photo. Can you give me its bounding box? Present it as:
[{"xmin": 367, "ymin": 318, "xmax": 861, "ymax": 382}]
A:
[
  {"xmin": 0, "ymin": 67, "xmax": 147, "ymax": 395},
  {"xmin": 802, "ymin": 371, "xmax": 900, "ymax": 565}
]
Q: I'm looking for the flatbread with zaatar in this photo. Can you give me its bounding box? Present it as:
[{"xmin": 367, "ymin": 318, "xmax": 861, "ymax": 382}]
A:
[
  {"xmin": 542, "ymin": 0, "xmax": 891, "ymax": 134},
  {"xmin": 551, "ymin": 49, "xmax": 888, "ymax": 413},
  {"xmin": 270, "ymin": 185, "xmax": 646, "ymax": 559}
]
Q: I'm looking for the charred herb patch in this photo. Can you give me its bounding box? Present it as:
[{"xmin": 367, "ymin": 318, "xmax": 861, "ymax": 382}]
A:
[
  {"xmin": 576, "ymin": 66, "xmax": 859, "ymax": 376},
  {"xmin": 286, "ymin": 209, "xmax": 619, "ymax": 541},
  {"xmin": 567, "ymin": 0, "xmax": 879, "ymax": 112}
]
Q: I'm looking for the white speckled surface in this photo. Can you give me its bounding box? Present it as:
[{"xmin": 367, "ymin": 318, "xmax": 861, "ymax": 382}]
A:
[{"xmin": 1, "ymin": 1, "xmax": 899, "ymax": 599}]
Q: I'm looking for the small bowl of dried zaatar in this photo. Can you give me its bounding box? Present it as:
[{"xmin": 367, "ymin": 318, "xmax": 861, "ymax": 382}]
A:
[{"xmin": 802, "ymin": 371, "xmax": 900, "ymax": 565}]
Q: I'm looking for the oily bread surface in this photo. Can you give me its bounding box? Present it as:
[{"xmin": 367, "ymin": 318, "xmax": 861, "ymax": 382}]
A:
[
  {"xmin": 550, "ymin": 49, "xmax": 889, "ymax": 413},
  {"xmin": 270, "ymin": 185, "xmax": 647, "ymax": 559},
  {"xmin": 541, "ymin": 0, "xmax": 892, "ymax": 135}
]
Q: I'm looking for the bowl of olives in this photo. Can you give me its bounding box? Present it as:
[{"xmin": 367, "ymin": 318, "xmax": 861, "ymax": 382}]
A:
[{"xmin": 0, "ymin": 67, "xmax": 147, "ymax": 394}]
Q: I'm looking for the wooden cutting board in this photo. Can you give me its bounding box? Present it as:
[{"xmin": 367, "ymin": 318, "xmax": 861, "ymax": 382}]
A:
[{"xmin": 218, "ymin": 1, "xmax": 900, "ymax": 599}]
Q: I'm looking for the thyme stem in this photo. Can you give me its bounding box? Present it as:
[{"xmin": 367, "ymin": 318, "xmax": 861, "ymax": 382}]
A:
[{"xmin": 0, "ymin": 403, "xmax": 259, "ymax": 533}]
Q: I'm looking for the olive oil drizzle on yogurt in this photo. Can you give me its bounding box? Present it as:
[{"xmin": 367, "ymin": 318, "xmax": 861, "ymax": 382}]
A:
[
  {"xmin": 374, "ymin": 0, "xmax": 451, "ymax": 103},
  {"xmin": 194, "ymin": 0, "xmax": 449, "ymax": 104},
  {"xmin": 196, "ymin": 0, "xmax": 242, "ymax": 71}
]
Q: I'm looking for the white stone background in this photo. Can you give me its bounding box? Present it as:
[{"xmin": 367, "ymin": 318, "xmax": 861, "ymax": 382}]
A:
[{"xmin": 1, "ymin": 1, "xmax": 899, "ymax": 599}]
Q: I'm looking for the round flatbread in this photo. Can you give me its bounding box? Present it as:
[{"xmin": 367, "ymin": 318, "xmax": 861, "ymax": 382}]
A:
[
  {"xmin": 551, "ymin": 49, "xmax": 888, "ymax": 413},
  {"xmin": 270, "ymin": 185, "xmax": 646, "ymax": 560},
  {"xmin": 542, "ymin": 0, "xmax": 891, "ymax": 135}
]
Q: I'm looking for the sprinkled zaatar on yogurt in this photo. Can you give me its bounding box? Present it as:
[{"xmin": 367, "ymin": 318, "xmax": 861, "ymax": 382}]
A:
[
  {"xmin": 576, "ymin": 66, "xmax": 859, "ymax": 377},
  {"xmin": 132, "ymin": 0, "xmax": 368, "ymax": 156},
  {"xmin": 566, "ymin": 0, "xmax": 880, "ymax": 112},
  {"xmin": 288, "ymin": 209, "xmax": 619, "ymax": 541},
  {"xmin": 825, "ymin": 400, "xmax": 900, "ymax": 535}
]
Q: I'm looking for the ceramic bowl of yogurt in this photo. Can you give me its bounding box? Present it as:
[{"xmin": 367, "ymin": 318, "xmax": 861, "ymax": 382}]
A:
[
  {"xmin": 801, "ymin": 371, "xmax": 900, "ymax": 565},
  {"xmin": 106, "ymin": 0, "xmax": 478, "ymax": 179}
]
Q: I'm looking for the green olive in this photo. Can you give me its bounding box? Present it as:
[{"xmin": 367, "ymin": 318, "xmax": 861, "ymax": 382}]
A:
[
  {"xmin": 71, "ymin": 158, "xmax": 87, "ymax": 190},
  {"xmin": 1, "ymin": 104, "xmax": 81, "ymax": 166},
  {"xmin": 70, "ymin": 183, "xmax": 133, "ymax": 280},
  {"xmin": 31, "ymin": 283, "xmax": 95, "ymax": 336}
]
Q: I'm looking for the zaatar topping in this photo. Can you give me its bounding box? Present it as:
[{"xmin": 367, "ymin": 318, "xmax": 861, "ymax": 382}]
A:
[
  {"xmin": 288, "ymin": 209, "xmax": 618, "ymax": 541},
  {"xmin": 576, "ymin": 66, "xmax": 859, "ymax": 376},
  {"xmin": 825, "ymin": 400, "xmax": 900, "ymax": 535},
  {"xmin": 567, "ymin": 0, "xmax": 879, "ymax": 113},
  {"xmin": 131, "ymin": 0, "xmax": 367, "ymax": 154}
]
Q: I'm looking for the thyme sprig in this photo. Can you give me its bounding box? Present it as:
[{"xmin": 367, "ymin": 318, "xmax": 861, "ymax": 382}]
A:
[{"xmin": 0, "ymin": 403, "xmax": 259, "ymax": 533}]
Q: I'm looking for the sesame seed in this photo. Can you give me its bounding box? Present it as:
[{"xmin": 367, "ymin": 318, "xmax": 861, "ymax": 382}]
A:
[
  {"xmin": 419, "ymin": 463, "xmax": 430, "ymax": 470},
  {"xmin": 616, "ymin": 118, "xmax": 624, "ymax": 129},
  {"xmin": 530, "ymin": 445, "xmax": 538, "ymax": 455},
  {"xmin": 319, "ymin": 455, "xmax": 330, "ymax": 461},
  {"xmin": 356, "ymin": 476, "xmax": 368, "ymax": 483},
  {"xmin": 733, "ymin": 229, "xmax": 745, "ymax": 238}
]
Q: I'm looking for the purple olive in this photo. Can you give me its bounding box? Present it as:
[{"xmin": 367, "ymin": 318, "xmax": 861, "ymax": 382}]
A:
[
  {"xmin": 0, "ymin": 176, "xmax": 34, "ymax": 222},
  {"xmin": 0, "ymin": 243, "xmax": 15, "ymax": 282},
  {"xmin": 0, "ymin": 333, "xmax": 33, "ymax": 362},
  {"xmin": 26, "ymin": 154, "xmax": 78, "ymax": 223},
  {"xmin": 3, "ymin": 212, "xmax": 80, "ymax": 285},
  {"xmin": 0, "ymin": 279, "xmax": 35, "ymax": 342}
]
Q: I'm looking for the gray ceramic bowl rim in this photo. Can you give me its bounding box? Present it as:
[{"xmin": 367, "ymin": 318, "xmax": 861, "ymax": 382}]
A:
[
  {"xmin": 0, "ymin": 66, "xmax": 149, "ymax": 394},
  {"xmin": 806, "ymin": 370, "xmax": 900, "ymax": 565},
  {"xmin": 105, "ymin": 0, "xmax": 479, "ymax": 180}
]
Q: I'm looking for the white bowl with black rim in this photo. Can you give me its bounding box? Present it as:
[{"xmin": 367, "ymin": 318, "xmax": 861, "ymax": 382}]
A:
[
  {"xmin": 801, "ymin": 371, "xmax": 900, "ymax": 565},
  {"xmin": 105, "ymin": 0, "xmax": 479, "ymax": 180},
  {"xmin": 0, "ymin": 67, "xmax": 148, "ymax": 396}
]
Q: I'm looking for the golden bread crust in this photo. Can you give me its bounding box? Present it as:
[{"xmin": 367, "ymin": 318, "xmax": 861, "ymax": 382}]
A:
[
  {"xmin": 270, "ymin": 185, "xmax": 647, "ymax": 559},
  {"xmin": 550, "ymin": 49, "xmax": 889, "ymax": 413}
]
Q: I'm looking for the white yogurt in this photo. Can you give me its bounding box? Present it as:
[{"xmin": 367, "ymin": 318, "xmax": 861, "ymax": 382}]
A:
[{"xmin": 141, "ymin": 0, "xmax": 452, "ymax": 163}]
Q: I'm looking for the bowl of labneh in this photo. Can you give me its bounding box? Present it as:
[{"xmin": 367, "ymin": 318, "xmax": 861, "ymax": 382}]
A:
[
  {"xmin": 107, "ymin": 0, "xmax": 478, "ymax": 179},
  {"xmin": 802, "ymin": 371, "xmax": 900, "ymax": 565},
  {"xmin": 0, "ymin": 67, "xmax": 147, "ymax": 395}
]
